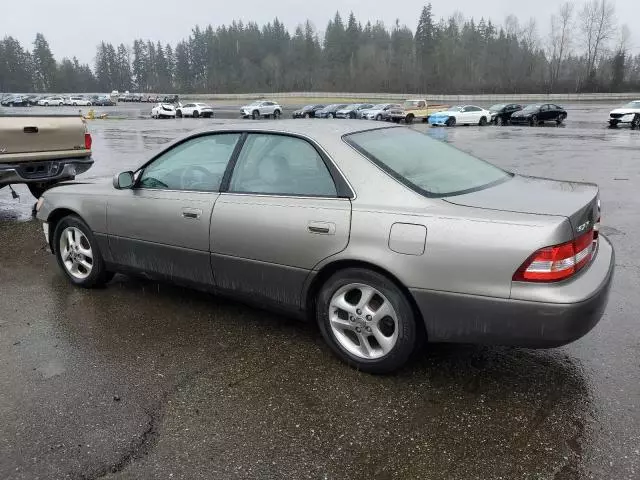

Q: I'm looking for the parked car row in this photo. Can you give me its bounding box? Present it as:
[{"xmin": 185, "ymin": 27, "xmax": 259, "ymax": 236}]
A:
[
  {"xmin": 151, "ymin": 102, "xmax": 215, "ymax": 119},
  {"xmin": 0, "ymin": 94, "xmax": 116, "ymax": 107},
  {"xmin": 121, "ymin": 93, "xmax": 179, "ymax": 103}
]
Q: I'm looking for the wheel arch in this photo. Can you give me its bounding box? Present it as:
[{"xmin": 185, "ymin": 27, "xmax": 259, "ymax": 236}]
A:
[
  {"xmin": 304, "ymin": 259, "xmax": 426, "ymax": 337},
  {"xmin": 45, "ymin": 207, "xmax": 82, "ymax": 253}
]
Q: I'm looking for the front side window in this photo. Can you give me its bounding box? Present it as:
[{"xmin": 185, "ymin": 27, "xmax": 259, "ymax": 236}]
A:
[
  {"xmin": 139, "ymin": 134, "xmax": 240, "ymax": 192},
  {"xmin": 345, "ymin": 127, "xmax": 511, "ymax": 197},
  {"xmin": 229, "ymin": 134, "xmax": 337, "ymax": 197}
]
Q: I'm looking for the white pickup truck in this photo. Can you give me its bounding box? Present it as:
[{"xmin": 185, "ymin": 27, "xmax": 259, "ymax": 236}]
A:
[{"xmin": 0, "ymin": 115, "xmax": 93, "ymax": 198}]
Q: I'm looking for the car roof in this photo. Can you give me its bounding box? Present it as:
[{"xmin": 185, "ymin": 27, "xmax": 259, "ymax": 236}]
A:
[{"xmin": 183, "ymin": 119, "xmax": 399, "ymax": 144}]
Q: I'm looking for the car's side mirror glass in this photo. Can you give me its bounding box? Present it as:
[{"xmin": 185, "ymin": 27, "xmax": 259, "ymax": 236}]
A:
[{"xmin": 114, "ymin": 171, "xmax": 135, "ymax": 189}]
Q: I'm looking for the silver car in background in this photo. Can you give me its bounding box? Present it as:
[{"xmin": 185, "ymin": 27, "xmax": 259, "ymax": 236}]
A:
[{"xmin": 36, "ymin": 121, "xmax": 614, "ymax": 373}]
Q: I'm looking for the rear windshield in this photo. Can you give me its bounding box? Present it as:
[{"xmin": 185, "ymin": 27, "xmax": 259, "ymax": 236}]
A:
[{"xmin": 344, "ymin": 127, "xmax": 511, "ymax": 197}]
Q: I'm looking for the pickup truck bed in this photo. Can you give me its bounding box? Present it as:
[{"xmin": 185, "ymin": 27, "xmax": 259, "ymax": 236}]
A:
[{"xmin": 0, "ymin": 115, "xmax": 93, "ymax": 198}]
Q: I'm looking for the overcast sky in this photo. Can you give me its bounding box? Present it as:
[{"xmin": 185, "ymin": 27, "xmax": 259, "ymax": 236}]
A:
[{"xmin": 2, "ymin": 0, "xmax": 638, "ymax": 64}]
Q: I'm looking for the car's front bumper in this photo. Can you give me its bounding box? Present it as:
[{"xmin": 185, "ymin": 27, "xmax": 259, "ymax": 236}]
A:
[
  {"xmin": 0, "ymin": 158, "xmax": 94, "ymax": 187},
  {"xmin": 411, "ymin": 235, "xmax": 615, "ymax": 347},
  {"xmin": 428, "ymin": 116, "xmax": 450, "ymax": 125},
  {"xmin": 609, "ymin": 114, "xmax": 635, "ymax": 123}
]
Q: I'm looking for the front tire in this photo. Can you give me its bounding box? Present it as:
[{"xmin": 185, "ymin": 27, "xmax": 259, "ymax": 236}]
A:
[
  {"xmin": 176, "ymin": 110, "xmax": 183, "ymax": 118},
  {"xmin": 479, "ymin": 116, "xmax": 488, "ymax": 126},
  {"xmin": 252, "ymin": 110, "xmax": 260, "ymax": 120},
  {"xmin": 316, "ymin": 268, "xmax": 419, "ymax": 374},
  {"xmin": 632, "ymin": 114, "xmax": 640, "ymax": 130},
  {"xmin": 446, "ymin": 117, "xmax": 456, "ymax": 127},
  {"xmin": 53, "ymin": 215, "xmax": 113, "ymax": 288},
  {"xmin": 376, "ymin": 114, "xmax": 382, "ymax": 121},
  {"xmin": 273, "ymin": 109, "xmax": 281, "ymax": 119},
  {"xmin": 556, "ymin": 113, "xmax": 566, "ymax": 125},
  {"xmin": 530, "ymin": 115, "xmax": 538, "ymax": 126}
]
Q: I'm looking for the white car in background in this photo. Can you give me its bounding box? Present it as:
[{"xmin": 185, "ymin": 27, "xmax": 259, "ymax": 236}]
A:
[
  {"xmin": 151, "ymin": 103, "xmax": 177, "ymax": 119},
  {"xmin": 38, "ymin": 96, "xmax": 64, "ymax": 106},
  {"xmin": 240, "ymin": 100, "xmax": 282, "ymax": 119},
  {"xmin": 69, "ymin": 96, "xmax": 92, "ymax": 106},
  {"xmin": 428, "ymin": 105, "xmax": 492, "ymax": 127},
  {"xmin": 176, "ymin": 102, "xmax": 214, "ymax": 118},
  {"xmin": 608, "ymin": 100, "xmax": 640, "ymax": 129},
  {"xmin": 359, "ymin": 103, "xmax": 401, "ymax": 120}
]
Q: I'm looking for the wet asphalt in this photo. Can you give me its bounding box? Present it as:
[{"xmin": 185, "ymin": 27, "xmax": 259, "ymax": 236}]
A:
[{"xmin": 1, "ymin": 103, "xmax": 639, "ymax": 479}]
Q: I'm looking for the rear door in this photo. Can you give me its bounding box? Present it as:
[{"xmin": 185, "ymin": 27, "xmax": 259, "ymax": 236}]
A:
[
  {"xmin": 106, "ymin": 133, "xmax": 241, "ymax": 286},
  {"xmin": 210, "ymin": 132, "xmax": 352, "ymax": 309},
  {"xmin": 539, "ymin": 104, "xmax": 552, "ymax": 121}
]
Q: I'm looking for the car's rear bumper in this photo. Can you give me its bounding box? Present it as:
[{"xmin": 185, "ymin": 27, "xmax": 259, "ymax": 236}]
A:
[
  {"xmin": 0, "ymin": 158, "xmax": 94, "ymax": 187},
  {"xmin": 411, "ymin": 236, "xmax": 615, "ymax": 347}
]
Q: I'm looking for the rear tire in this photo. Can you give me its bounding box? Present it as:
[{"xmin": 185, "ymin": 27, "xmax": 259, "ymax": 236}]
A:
[
  {"xmin": 316, "ymin": 268, "xmax": 419, "ymax": 374},
  {"xmin": 193, "ymin": 110, "xmax": 200, "ymax": 118},
  {"xmin": 632, "ymin": 114, "xmax": 640, "ymax": 130},
  {"xmin": 176, "ymin": 110, "xmax": 183, "ymax": 118},
  {"xmin": 53, "ymin": 215, "xmax": 114, "ymax": 288},
  {"xmin": 530, "ymin": 115, "xmax": 538, "ymax": 126},
  {"xmin": 405, "ymin": 114, "xmax": 414, "ymax": 124}
]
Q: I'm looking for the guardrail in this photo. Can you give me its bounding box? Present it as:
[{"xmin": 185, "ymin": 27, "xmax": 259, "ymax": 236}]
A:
[{"xmin": 181, "ymin": 92, "xmax": 640, "ymax": 102}]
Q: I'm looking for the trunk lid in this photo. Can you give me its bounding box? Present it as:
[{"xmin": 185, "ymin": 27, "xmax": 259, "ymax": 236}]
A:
[
  {"xmin": 0, "ymin": 116, "xmax": 88, "ymax": 157},
  {"xmin": 445, "ymin": 175, "xmax": 600, "ymax": 238}
]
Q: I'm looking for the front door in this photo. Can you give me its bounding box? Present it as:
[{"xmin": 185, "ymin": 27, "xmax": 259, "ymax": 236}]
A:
[
  {"xmin": 210, "ymin": 132, "xmax": 352, "ymax": 309},
  {"xmin": 107, "ymin": 132, "xmax": 242, "ymax": 286}
]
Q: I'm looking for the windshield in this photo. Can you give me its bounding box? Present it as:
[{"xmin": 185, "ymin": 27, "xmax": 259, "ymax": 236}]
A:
[
  {"xmin": 371, "ymin": 104, "xmax": 386, "ymax": 109},
  {"xmin": 523, "ymin": 104, "xmax": 541, "ymax": 112},
  {"xmin": 403, "ymin": 101, "xmax": 420, "ymax": 108},
  {"xmin": 490, "ymin": 104, "xmax": 506, "ymax": 111},
  {"xmin": 624, "ymin": 101, "xmax": 640, "ymax": 108},
  {"xmin": 345, "ymin": 128, "xmax": 510, "ymax": 197}
]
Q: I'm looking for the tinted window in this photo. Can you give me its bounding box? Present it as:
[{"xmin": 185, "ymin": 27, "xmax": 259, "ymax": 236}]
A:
[
  {"xmin": 345, "ymin": 128, "xmax": 510, "ymax": 197},
  {"xmin": 229, "ymin": 134, "xmax": 337, "ymax": 197},
  {"xmin": 467, "ymin": 106, "xmax": 481, "ymax": 112},
  {"xmin": 139, "ymin": 134, "xmax": 240, "ymax": 192}
]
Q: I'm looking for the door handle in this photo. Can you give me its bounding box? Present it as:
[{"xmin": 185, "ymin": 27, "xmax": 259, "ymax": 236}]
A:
[
  {"xmin": 181, "ymin": 207, "xmax": 202, "ymax": 219},
  {"xmin": 308, "ymin": 221, "xmax": 335, "ymax": 235}
]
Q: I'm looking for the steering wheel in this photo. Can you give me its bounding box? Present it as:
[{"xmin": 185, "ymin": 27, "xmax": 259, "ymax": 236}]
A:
[{"xmin": 180, "ymin": 165, "xmax": 212, "ymax": 190}]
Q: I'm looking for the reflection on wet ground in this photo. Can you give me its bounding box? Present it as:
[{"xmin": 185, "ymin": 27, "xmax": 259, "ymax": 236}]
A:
[{"xmin": 1, "ymin": 102, "xmax": 640, "ymax": 479}]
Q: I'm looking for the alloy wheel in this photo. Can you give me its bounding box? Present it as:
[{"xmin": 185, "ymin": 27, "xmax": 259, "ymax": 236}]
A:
[
  {"xmin": 328, "ymin": 283, "xmax": 399, "ymax": 360},
  {"xmin": 59, "ymin": 226, "xmax": 93, "ymax": 280}
]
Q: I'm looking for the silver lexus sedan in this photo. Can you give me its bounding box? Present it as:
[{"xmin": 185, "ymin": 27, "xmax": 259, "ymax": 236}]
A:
[{"xmin": 35, "ymin": 121, "xmax": 615, "ymax": 373}]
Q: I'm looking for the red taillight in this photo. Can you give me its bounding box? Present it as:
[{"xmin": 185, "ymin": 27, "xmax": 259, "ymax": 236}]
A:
[
  {"xmin": 513, "ymin": 229, "xmax": 597, "ymax": 283},
  {"xmin": 84, "ymin": 132, "xmax": 92, "ymax": 150}
]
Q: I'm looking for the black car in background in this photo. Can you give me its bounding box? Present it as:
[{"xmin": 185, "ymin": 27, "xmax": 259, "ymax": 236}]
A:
[
  {"xmin": 161, "ymin": 94, "xmax": 179, "ymax": 103},
  {"xmin": 292, "ymin": 104, "xmax": 325, "ymax": 118},
  {"xmin": 1, "ymin": 95, "xmax": 30, "ymax": 107},
  {"xmin": 510, "ymin": 104, "xmax": 567, "ymax": 126},
  {"xmin": 315, "ymin": 104, "xmax": 348, "ymax": 118},
  {"xmin": 489, "ymin": 103, "xmax": 523, "ymax": 125}
]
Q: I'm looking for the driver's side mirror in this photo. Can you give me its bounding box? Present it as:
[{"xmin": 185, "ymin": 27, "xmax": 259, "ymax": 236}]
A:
[{"xmin": 113, "ymin": 171, "xmax": 135, "ymax": 189}]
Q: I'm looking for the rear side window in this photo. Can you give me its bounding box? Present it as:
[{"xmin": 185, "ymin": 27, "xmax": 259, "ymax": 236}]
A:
[
  {"xmin": 229, "ymin": 134, "xmax": 337, "ymax": 197},
  {"xmin": 345, "ymin": 128, "xmax": 510, "ymax": 197}
]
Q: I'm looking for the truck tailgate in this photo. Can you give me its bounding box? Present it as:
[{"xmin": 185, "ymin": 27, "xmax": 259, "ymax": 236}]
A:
[{"xmin": 0, "ymin": 116, "xmax": 89, "ymax": 157}]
